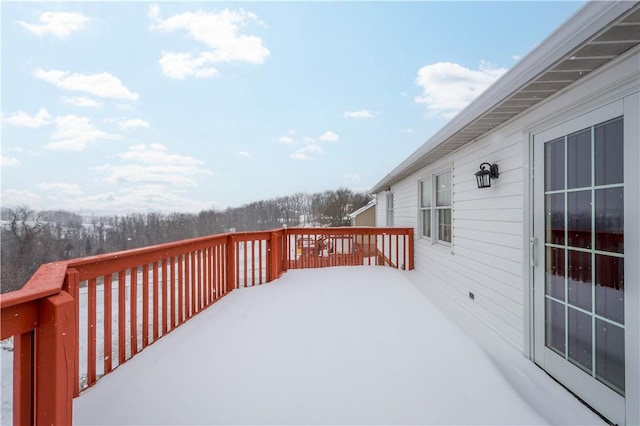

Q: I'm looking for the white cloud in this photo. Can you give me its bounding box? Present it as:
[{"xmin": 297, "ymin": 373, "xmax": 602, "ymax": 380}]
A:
[
  {"xmin": 1, "ymin": 189, "xmax": 41, "ymax": 208},
  {"xmin": 47, "ymin": 115, "xmax": 117, "ymax": 151},
  {"xmin": 19, "ymin": 12, "xmax": 89, "ymax": 38},
  {"xmin": 415, "ymin": 61, "xmax": 508, "ymax": 119},
  {"xmin": 238, "ymin": 151, "xmax": 250, "ymax": 157},
  {"xmin": 62, "ymin": 96, "xmax": 102, "ymax": 107},
  {"xmin": 119, "ymin": 118, "xmax": 150, "ymax": 130},
  {"xmin": 34, "ymin": 69, "xmax": 140, "ymax": 101},
  {"xmin": 344, "ymin": 110, "xmax": 374, "ymax": 118},
  {"xmin": 119, "ymin": 143, "xmax": 204, "ymax": 166},
  {"xmin": 36, "ymin": 182, "xmax": 84, "ymax": 197},
  {"xmin": 319, "ymin": 131, "xmax": 339, "ymax": 142},
  {"xmin": 1, "ymin": 155, "xmax": 20, "ymax": 167},
  {"xmin": 512, "ymin": 55, "xmax": 522, "ymax": 62},
  {"xmin": 344, "ymin": 173, "xmax": 361, "ymax": 183},
  {"xmin": 401, "ymin": 128, "xmax": 413, "ymax": 133},
  {"xmin": 4, "ymin": 108, "xmax": 52, "ymax": 128},
  {"xmin": 105, "ymin": 186, "xmax": 214, "ymax": 214},
  {"xmin": 278, "ymin": 136, "xmax": 294, "ymax": 144},
  {"xmin": 158, "ymin": 52, "xmax": 219, "ymax": 79},
  {"xmin": 150, "ymin": 6, "xmax": 270, "ymax": 79},
  {"xmin": 99, "ymin": 143, "xmax": 211, "ymax": 187},
  {"xmin": 103, "ymin": 164, "xmax": 202, "ymax": 186},
  {"xmin": 148, "ymin": 4, "xmax": 160, "ymax": 20},
  {"xmin": 288, "ymin": 129, "xmax": 296, "ymax": 135},
  {"xmin": 289, "ymin": 144, "xmax": 322, "ymax": 160}
]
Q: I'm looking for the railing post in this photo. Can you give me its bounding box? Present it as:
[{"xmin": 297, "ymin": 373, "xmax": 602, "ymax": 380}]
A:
[
  {"xmin": 35, "ymin": 290, "xmax": 75, "ymax": 425},
  {"xmin": 227, "ymin": 235, "xmax": 236, "ymax": 293},
  {"xmin": 282, "ymin": 228, "xmax": 289, "ymax": 272},
  {"xmin": 269, "ymin": 232, "xmax": 279, "ymax": 282}
]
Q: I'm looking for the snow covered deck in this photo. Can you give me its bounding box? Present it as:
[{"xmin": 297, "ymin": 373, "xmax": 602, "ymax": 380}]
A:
[{"xmin": 73, "ymin": 266, "xmax": 604, "ymax": 425}]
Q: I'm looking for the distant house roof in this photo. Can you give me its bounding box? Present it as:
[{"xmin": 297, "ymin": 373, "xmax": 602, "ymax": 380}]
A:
[
  {"xmin": 348, "ymin": 199, "xmax": 376, "ymax": 219},
  {"xmin": 371, "ymin": 1, "xmax": 640, "ymax": 194}
]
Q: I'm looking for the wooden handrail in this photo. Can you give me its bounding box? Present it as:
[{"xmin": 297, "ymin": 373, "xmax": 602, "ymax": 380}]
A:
[{"xmin": 0, "ymin": 226, "xmax": 414, "ymax": 425}]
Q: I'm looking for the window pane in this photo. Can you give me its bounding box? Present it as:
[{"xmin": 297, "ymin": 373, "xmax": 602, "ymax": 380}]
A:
[
  {"xmin": 567, "ymin": 190, "xmax": 592, "ymax": 249},
  {"xmin": 546, "ymin": 247, "xmax": 565, "ymax": 301},
  {"xmin": 421, "ymin": 179, "xmax": 431, "ymax": 208},
  {"xmin": 567, "ymin": 250, "xmax": 592, "ymax": 311},
  {"xmin": 595, "ymin": 188, "xmax": 624, "ymax": 253},
  {"xmin": 596, "ymin": 320, "xmax": 625, "ymax": 395},
  {"xmin": 546, "ymin": 298, "xmax": 565, "ymax": 355},
  {"xmin": 436, "ymin": 172, "xmax": 451, "ymax": 206},
  {"xmin": 568, "ymin": 307, "xmax": 593, "ymax": 372},
  {"xmin": 422, "ymin": 210, "xmax": 431, "ymax": 238},
  {"xmin": 438, "ymin": 208, "xmax": 451, "ymax": 243},
  {"xmin": 545, "ymin": 193, "xmax": 565, "ymax": 245},
  {"xmin": 545, "ymin": 137, "xmax": 565, "ymax": 191},
  {"xmin": 567, "ymin": 128, "xmax": 591, "ymax": 189},
  {"xmin": 595, "ymin": 117, "xmax": 623, "ymax": 186},
  {"xmin": 595, "ymin": 255, "xmax": 624, "ymax": 324}
]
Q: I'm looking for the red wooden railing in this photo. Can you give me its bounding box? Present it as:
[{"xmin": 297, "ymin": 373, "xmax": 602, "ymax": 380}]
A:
[{"xmin": 0, "ymin": 227, "xmax": 413, "ymax": 425}]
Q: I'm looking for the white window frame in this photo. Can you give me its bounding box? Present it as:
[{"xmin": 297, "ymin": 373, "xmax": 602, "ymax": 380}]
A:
[
  {"xmin": 435, "ymin": 171, "xmax": 452, "ymax": 244},
  {"xmin": 385, "ymin": 192, "xmax": 394, "ymax": 227},
  {"xmin": 418, "ymin": 169, "xmax": 452, "ymax": 245},
  {"xmin": 419, "ymin": 177, "xmax": 432, "ymax": 239}
]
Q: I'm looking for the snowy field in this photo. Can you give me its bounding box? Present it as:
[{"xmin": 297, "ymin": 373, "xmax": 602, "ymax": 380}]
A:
[{"xmin": 72, "ymin": 266, "xmax": 604, "ymax": 425}]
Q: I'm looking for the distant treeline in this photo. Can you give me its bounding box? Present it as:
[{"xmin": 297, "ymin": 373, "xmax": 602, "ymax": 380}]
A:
[{"xmin": 0, "ymin": 188, "xmax": 371, "ymax": 293}]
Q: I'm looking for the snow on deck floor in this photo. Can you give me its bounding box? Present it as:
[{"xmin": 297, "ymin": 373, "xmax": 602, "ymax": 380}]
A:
[{"xmin": 73, "ymin": 266, "xmax": 604, "ymax": 425}]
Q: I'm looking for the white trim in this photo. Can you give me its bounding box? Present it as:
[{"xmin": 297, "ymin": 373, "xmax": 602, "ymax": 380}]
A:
[
  {"xmin": 531, "ymin": 91, "xmax": 639, "ymax": 425},
  {"xmin": 622, "ymin": 91, "xmax": 640, "ymax": 426}
]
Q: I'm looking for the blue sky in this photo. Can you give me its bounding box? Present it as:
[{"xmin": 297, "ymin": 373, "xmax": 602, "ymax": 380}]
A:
[{"xmin": 1, "ymin": 1, "xmax": 585, "ymax": 215}]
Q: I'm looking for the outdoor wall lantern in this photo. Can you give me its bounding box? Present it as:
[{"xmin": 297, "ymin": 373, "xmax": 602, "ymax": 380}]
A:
[{"xmin": 475, "ymin": 162, "xmax": 499, "ymax": 188}]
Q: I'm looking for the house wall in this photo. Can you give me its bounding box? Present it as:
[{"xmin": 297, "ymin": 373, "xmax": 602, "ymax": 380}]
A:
[
  {"xmin": 352, "ymin": 206, "xmax": 375, "ymax": 227},
  {"xmin": 376, "ymin": 47, "xmax": 640, "ymax": 353}
]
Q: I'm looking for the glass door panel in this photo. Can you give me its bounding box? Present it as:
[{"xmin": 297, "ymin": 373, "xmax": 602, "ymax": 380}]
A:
[{"xmin": 542, "ymin": 116, "xmax": 625, "ymax": 396}]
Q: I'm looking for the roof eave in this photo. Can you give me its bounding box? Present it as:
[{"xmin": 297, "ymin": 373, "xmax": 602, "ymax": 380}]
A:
[{"xmin": 370, "ymin": 0, "xmax": 639, "ymax": 194}]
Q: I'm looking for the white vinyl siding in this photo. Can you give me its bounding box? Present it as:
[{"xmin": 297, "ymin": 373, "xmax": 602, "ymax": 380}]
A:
[{"xmin": 374, "ymin": 50, "xmax": 639, "ymax": 354}]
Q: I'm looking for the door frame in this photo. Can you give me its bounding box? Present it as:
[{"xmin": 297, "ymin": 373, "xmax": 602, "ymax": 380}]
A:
[{"xmin": 524, "ymin": 88, "xmax": 639, "ymax": 425}]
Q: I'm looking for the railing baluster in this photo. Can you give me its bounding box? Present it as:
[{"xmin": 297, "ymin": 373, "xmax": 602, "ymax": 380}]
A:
[
  {"xmin": 130, "ymin": 268, "xmax": 138, "ymax": 356},
  {"xmin": 205, "ymin": 248, "xmax": 210, "ymax": 305},
  {"xmin": 162, "ymin": 259, "xmax": 168, "ymax": 335},
  {"xmin": 258, "ymin": 240, "xmax": 263, "ymax": 284},
  {"xmin": 190, "ymin": 251, "xmax": 196, "ymax": 317},
  {"xmin": 142, "ymin": 265, "xmax": 149, "ymax": 349},
  {"xmin": 104, "ymin": 273, "xmax": 113, "ymax": 374},
  {"xmin": 151, "ymin": 263, "xmax": 158, "ymax": 341},
  {"xmin": 118, "ymin": 270, "xmax": 126, "ymax": 365},
  {"xmin": 178, "ymin": 254, "xmax": 184, "ymax": 325},
  {"xmin": 169, "ymin": 256, "xmax": 176, "ymax": 328},
  {"xmin": 88, "ymin": 277, "xmax": 97, "ymax": 387},
  {"xmin": 13, "ymin": 332, "xmax": 33, "ymax": 425}
]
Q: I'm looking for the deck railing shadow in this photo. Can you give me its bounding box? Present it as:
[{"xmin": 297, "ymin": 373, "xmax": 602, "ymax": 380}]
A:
[{"xmin": 0, "ymin": 226, "xmax": 413, "ymax": 425}]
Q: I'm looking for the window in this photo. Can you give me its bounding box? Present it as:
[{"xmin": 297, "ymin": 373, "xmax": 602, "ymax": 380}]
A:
[
  {"xmin": 386, "ymin": 192, "xmax": 394, "ymax": 226},
  {"xmin": 419, "ymin": 178, "xmax": 431, "ymax": 238},
  {"xmin": 436, "ymin": 171, "xmax": 452, "ymax": 243},
  {"xmin": 419, "ymin": 170, "xmax": 452, "ymax": 243}
]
